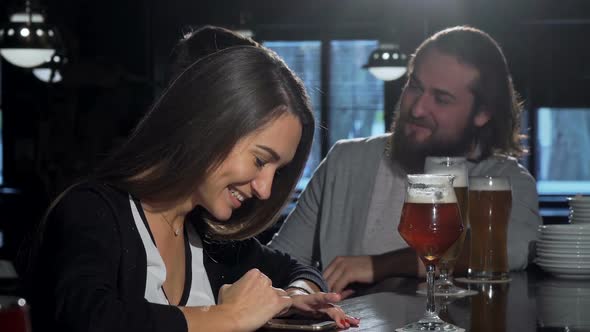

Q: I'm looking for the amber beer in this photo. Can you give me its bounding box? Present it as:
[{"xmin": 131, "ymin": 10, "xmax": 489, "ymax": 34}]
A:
[
  {"xmin": 399, "ymin": 201, "xmax": 463, "ymax": 265},
  {"xmin": 397, "ymin": 174, "xmax": 465, "ymax": 332},
  {"xmin": 468, "ymin": 176, "xmax": 512, "ymax": 280}
]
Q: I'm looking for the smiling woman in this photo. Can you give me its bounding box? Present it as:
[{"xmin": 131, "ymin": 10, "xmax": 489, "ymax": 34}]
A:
[
  {"xmin": 196, "ymin": 112, "xmax": 302, "ymax": 221},
  {"xmin": 25, "ymin": 26, "xmax": 358, "ymax": 332},
  {"xmin": 94, "ymin": 43, "xmax": 316, "ymax": 242}
]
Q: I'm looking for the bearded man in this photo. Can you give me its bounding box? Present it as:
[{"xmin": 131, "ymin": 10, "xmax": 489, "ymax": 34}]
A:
[{"xmin": 269, "ymin": 26, "xmax": 541, "ymax": 298}]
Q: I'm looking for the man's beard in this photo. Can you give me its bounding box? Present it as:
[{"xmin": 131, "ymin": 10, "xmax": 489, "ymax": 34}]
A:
[{"xmin": 389, "ymin": 106, "xmax": 477, "ymax": 174}]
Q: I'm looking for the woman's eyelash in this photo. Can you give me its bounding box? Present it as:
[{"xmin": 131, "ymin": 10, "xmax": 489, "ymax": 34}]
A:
[{"xmin": 254, "ymin": 157, "xmax": 267, "ymax": 168}]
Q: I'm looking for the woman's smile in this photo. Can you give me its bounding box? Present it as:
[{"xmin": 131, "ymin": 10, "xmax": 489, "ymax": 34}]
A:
[{"xmin": 228, "ymin": 186, "xmax": 246, "ymax": 208}]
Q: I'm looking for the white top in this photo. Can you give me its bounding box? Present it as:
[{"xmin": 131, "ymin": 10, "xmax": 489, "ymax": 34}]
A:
[{"xmin": 129, "ymin": 196, "xmax": 215, "ymax": 306}]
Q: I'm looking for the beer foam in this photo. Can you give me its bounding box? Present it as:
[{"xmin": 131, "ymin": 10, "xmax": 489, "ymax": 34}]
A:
[
  {"xmin": 426, "ymin": 168, "xmax": 468, "ymax": 187},
  {"xmin": 406, "ymin": 188, "xmax": 457, "ymax": 204},
  {"xmin": 470, "ymin": 176, "xmax": 510, "ymax": 191},
  {"xmin": 424, "ymin": 157, "xmax": 468, "ymax": 187}
]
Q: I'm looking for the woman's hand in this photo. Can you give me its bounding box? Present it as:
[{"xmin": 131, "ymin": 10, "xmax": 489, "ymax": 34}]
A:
[
  {"xmin": 217, "ymin": 269, "xmax": 293, "ymax": 331},
  {"xmin": 279, "ymin": 289, "xmax": 361, "ymax": 329}
]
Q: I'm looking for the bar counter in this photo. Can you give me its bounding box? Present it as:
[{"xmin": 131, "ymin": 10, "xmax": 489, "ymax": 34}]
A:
[{"xmin": 337, "ymin": 266, "xmax": 589, "ymax": 331}]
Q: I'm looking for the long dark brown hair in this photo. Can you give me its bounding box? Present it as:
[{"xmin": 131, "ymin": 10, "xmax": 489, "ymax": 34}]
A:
[
  {"xmin": 404, "ymin": 26, "xmax": 525, "ymax": 160},
  {"xmin": 167, "ymin": 25, "xmax": 261, "ymax": 83},
  {"xmin": 92, "ymin": 45, "xmax": 314, "ymax": 240}
]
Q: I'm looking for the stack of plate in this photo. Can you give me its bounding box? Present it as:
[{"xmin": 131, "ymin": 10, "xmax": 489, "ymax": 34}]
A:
[
  {"xmin": 568, "ymin": 196, "xmax": 590, "ymax": 224},
  {"xmin": 536, "ymin": 224, "xmax": 590, "ymax": 279}
]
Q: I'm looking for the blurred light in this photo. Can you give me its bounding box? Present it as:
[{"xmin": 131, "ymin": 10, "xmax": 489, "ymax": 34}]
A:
[
  {"xmin": 368, "ymin": 67, "xmax": 407, "ymax": 81},
  {"xmin": 33, "ymin": 54, "xmax": 66, "ymax": 83},
  {"xmin": 33, "ymin": 67, "xmax": 63, "ymax": 82},
  {"xmin": 0, "ymin": 48, "xmax": 54, "ymax": 68},
  {"xmin": 363, "ymin": 43, "xmax": 408, "ymax": 81},
  {"xmin": 20, "ymin": 27, "xmax": 30, "ymax": 37},
  {"xmin": 10, "ymin": 12, "xmax": 44, "ymax": 23}
]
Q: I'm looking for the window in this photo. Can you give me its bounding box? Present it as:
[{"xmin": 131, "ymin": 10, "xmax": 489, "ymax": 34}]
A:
[
  {"xmin": 263, "ymin": 41, "xmax": 322, "ymax": 190},
  {"xmin": 535, "ymin": 107, "xmax": 590, "ymax": 195},
  {"xmin": 329, "ymin": 40, "xmax": 384, "ymax": 146},
  {"xmin": 264, "ymin": 40, "xmax": 384, "ymax": 191}
]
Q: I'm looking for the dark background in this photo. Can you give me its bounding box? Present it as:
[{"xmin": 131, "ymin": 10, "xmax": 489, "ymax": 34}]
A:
[{"xmin": 1, "ymin": 0, "xmax": 589, "ymax": 266}]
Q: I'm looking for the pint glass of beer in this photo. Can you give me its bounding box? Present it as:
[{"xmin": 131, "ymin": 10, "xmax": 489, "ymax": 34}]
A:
[
  {"xmin": 424, "ymin": 157, "xmax": 473, "ymax": 296},
  {"xmin": 468, "ymin": 176, "xmax": 512, "ymax": 281}
]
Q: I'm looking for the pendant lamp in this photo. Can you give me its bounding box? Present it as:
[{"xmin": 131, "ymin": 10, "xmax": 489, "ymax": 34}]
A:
[
  {"xmin": 363, "ymin": 43, "xmax": 408, "ymax": 81},
  {"xmin": 0, "ymin": 1, "xmax": 58, "ymax": 68}
]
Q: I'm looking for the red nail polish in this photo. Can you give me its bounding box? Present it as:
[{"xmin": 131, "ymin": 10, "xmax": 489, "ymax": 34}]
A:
[{"xmin": 340, "ymin": 319, "xmax": 346, "ymax": 325}]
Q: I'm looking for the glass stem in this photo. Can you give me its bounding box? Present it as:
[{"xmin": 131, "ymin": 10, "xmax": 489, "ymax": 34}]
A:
[
  {"xmin": 426, "ymin": 264, "xmax": 437, "ymax": 317},
  {"xmin": 439, "ymin": 265, "xmax": 449, "ymax": 283}
]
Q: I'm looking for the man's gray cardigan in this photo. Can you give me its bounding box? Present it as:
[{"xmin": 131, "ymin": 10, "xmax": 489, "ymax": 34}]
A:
[{"xmin": 270, "ymin": 134, "xmax": 541, "ymax": 272}]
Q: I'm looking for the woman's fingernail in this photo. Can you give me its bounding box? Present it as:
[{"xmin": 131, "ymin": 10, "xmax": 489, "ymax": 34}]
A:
[{"xmin": 340, "ymin": 319, "xmax": 346, "ymax": 325}]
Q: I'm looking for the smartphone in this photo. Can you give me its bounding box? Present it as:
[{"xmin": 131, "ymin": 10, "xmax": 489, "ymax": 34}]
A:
[{"xmin": 263, "ymin": 318, "xmax": 338, "ymax": 331}]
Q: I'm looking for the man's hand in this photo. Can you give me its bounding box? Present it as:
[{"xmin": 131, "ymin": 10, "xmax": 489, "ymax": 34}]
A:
[
  {"xmin": 323, "ymin": 255, "xmax": 376, "ymax": 298},
  {"xmin": 322, "ymin": 249, "xmax": 425, "ymax": 299}
]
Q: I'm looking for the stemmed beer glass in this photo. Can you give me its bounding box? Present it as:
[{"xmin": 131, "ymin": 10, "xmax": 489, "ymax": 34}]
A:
[
  {"xmin": 423, "ymin": 157, "xmax": 477, "ymax": 297},
  {"xmin": 397, "ymin": 174, "xmax": 464, "ymax": 332}
]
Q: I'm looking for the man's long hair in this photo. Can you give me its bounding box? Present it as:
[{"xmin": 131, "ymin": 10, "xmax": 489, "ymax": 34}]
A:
[{"xmin": 403, "ymin": 26, "xmax": 526, "ymax": 160}]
